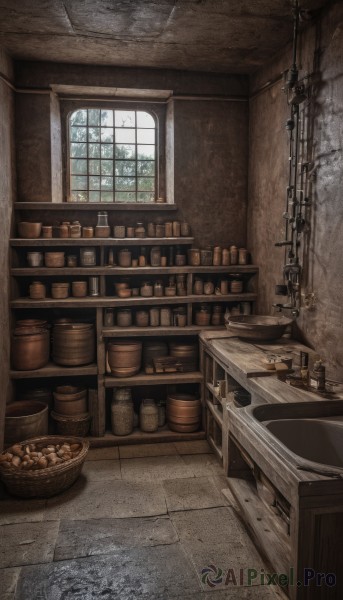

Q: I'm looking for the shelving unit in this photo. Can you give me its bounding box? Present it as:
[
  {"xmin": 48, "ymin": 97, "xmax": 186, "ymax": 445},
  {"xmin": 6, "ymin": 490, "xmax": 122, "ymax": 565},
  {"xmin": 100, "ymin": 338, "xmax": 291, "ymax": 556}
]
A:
[{"xmin": 10, "ymin": 202, "xmax": 259, "ymax": 444}]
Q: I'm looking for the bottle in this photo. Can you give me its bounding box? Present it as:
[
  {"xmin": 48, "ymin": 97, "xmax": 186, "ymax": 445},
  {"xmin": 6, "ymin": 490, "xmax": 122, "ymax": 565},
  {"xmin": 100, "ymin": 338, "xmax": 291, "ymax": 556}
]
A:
[{"xmin": 309, "ymin": 360, "xmax": 326, "ymax": 392}]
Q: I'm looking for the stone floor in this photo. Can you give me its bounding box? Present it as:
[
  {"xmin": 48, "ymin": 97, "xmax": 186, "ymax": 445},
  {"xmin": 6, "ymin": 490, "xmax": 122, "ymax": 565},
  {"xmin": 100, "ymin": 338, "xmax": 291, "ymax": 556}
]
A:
[{"xmin": 0, "ymin": 441, "xmax": 285, "ymax": 600}]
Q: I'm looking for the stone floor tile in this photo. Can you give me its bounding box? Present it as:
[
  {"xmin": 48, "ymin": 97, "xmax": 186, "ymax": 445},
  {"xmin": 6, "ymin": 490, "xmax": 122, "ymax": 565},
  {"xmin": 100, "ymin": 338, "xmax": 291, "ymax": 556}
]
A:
[
  {"xmin": 0, "ymin": 499, "xmax": 45, "ymax": 525},
  {"xmin": 171, "ymin": 507, "xmax": 256, "ymax": 548},
  {"xmin": 0, "ymin": 567, "xmax": 21, "ymax": 600},
  {"xmin": 174, "ymin": 440, "xmax": 213, "ymax": 455},
  {"xmin": 211, "ymin": 475, "xmax": 237, "ymax": 507},
  {"xmin": 119, "ymin": 442, "xmax": 178, "ymax": 459},
  {"xmin": 86, "ymin": 446, "xmax": 119, "ymax": 461},
  {"xmin": 16, "ymin": 544, "xmax": 201, "ymax": 600},
  {"xmin": 183, "ymin": 541, "xmax": 267, "ymax": 589},
  {"xmin": 163, "ymin": 476, "xmax": 228, "ymax": 512},
  {"xmin": 54, "ymin": 515, "xmax": 178, "ymax": 560},
  {"xmin": 120, "ymin": 455, "xmax": 195, "ymax": 482},
  {"xmin": 182, "ymin": 453, "xmax": 224, "ymax": 477},
  {"xmin": 82, "ymin": 459, "xmax": 122, "ymax": 481},
  {"xmin": 0, "ymin": 521, "xmax": 60, "ymax": 568},
  {"xmin": 44, "ymin": 477, "xmax": 167, "ymax": 520}
]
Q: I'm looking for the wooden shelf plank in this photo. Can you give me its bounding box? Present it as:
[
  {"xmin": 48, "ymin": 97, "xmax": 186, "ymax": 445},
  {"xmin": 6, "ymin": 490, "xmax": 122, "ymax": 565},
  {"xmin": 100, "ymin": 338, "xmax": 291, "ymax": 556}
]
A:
[
  {"xmin": 10, "ymin": 237, "xmax": 193, "ymax": 247},
  {"xmin": 14, "ymin": 202, "xmax": 178, "ymax": 211},
  {"xmin": 104, "ymin": 371, "xmax": 203, "ymax": 387},
  {"xmin": 206, "ymin": 398, "xmax": 224, "ymax": 427},
  {"xmin": 87, "ymin": 428, "xmax": 206, "ymax": 447},
  {"xmin": 11, "ymin": 293, "xmax": 258, "ymax": 309},
  {"xmin": 10, "ymin": 362, "xmax": 98, "ymax": 379},
  {"xmin": 11, "ymin": 265, "xmax": 259, "ymax": 276},
  {"xmin": 102, "ymin": 326, "xmax": 225, "ymax": 337}
]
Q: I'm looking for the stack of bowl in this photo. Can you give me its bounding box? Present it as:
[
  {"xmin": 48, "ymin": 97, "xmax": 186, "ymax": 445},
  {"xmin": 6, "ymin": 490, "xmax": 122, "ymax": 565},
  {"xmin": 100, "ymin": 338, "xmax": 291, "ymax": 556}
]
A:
[{"xmin": 51, "ymin": 386, "xmax": 90, "ymax": 436}]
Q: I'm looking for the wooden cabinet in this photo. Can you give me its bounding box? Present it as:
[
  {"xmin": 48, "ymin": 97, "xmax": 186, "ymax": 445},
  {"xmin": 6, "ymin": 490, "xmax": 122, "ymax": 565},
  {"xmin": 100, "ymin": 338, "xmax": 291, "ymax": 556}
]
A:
[{"xmin": 10, "ymin": 203, "xmax": 258, "ymax": 443}]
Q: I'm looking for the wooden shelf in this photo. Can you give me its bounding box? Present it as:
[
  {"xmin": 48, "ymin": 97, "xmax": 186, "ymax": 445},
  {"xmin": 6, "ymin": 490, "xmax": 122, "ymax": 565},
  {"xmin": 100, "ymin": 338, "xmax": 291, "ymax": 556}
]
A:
[
  {"xmin": 87, "ymin": 427, "xmax": 206, "ymax": 447},
  {"xmin": 10, "ymin": 237, "xmax": 193, "ymax": 247},
  {"xmin": 102, "ymin": 326, "xmax": 225, "ymax": 337},
  {"xmin": 10, "ymin": 362, "xmax": 98, "ymax": 379},
  {"xmin": 11, "ymin": 265, "xmax": 259, "ymax": 276},
  {"xmin": 104, "ymin": 371, "xmax": 203, "ymax": 387},
  {"xmin": 206, "ymin": 382, "xmax": 226, "ymax": 406},
  {"xmin": 11, "ymin": 293, "xmax": 257, "ymax": 309},
  {"xmin": 205, "ymin": 398, "xmax": 224, "ymax": 427},
  {"xmin": 14, "ymin": 202, "xmax": 178, "ymax": 211}
]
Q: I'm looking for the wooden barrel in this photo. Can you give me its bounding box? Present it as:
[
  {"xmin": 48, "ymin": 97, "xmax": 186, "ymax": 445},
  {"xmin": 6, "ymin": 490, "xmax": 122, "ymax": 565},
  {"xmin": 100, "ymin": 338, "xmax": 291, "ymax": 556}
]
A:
[
  {"xmin": 5, "ymin": 400, "xmax": 48, "ymax": 444},
  {"xmin": 53, "ymin": 386, "xmax": 88, "ymax": 416},
  {"xmin": 167, "ymin": 393, "xmax": 201, "ymax": 433},
  {"xmin": 108, "ymin": 340, "xmax": 142, "ymax": 377},
  {"xmin": 52, "ymin": 323, "xmax": 95, "ymax": 366},
  {"xmin": 11, "ymin": 328, "xmax": 50, "ymax": 371}
]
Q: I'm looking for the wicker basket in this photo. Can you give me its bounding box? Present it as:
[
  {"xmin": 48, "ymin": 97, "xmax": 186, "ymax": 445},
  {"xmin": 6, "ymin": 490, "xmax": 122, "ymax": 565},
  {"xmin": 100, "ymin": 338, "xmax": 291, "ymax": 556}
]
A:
[
  {"xmin": 51, "ymin": 411, "xmax": 91, "ymax": 437},
  {"xmin": 0, "ymin": 436, "xmax": 89, "ymax": 498}
]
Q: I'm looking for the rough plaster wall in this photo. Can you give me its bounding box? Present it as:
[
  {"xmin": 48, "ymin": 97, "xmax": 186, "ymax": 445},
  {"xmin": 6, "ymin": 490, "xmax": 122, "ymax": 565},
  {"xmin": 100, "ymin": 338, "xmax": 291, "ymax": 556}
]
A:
[
  {"xmin": 14, "ymin": 63, "xmax": 249, "ymax": 244},
  {"xmin": 248, "ymin": 1, "xmax": 343, "ymax": 380},
  {"xmin": 0, "ymin": 49, "xmax": 14, "ymax": 449}
]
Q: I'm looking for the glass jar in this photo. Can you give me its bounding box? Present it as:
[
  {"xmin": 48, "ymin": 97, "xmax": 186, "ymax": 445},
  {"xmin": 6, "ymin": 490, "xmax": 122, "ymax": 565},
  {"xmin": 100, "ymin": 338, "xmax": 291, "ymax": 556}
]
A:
[
  {"xmin": 80, "ymin": 247, "xmax": 96, "ymax": 267},
  {"xmin": 104, "ymin": 308, "xmax": 114, "ymax": 327},
  {"xmin": 140, "ymin": 399, "xmax": 159, "ymax": 432},
  {"xmin": 204, "ymin": 280, "xmax": 214, "ymax": 295},
  {"xmin": 135, "ymin": 222, "xmax": 146, "ymax": 238},
  {"xmin": 111, "ymin": 393, "xmax": 133, "ymax": 436},
  {"xmin": 95, "ymin": 211, "xmax": 110, "ymax": 238},
  {"xmin": 154, "ymin": 281, "xmax": 164, "ymax": 297},
  {"xmin": 239, "ymin": 248, "xmax": 248, "ymax": 265},
  {"xmin": 150, "ymin": 246, "xmax": 161, "ymax": 267}
]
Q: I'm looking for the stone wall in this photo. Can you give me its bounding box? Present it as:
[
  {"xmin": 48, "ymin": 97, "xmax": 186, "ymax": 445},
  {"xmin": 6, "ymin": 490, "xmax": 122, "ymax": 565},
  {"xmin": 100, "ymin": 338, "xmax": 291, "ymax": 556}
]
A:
[{"xmin": 248, "ymin": 1, "xmax": 343, "ymax": 379}]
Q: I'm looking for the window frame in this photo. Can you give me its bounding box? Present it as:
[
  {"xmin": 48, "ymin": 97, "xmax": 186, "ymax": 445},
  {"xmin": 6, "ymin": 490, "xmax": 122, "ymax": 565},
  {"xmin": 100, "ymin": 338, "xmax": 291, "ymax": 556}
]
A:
[{"xmin": 61, "ymin": 100, "xmax": 166, "ymax": 204}]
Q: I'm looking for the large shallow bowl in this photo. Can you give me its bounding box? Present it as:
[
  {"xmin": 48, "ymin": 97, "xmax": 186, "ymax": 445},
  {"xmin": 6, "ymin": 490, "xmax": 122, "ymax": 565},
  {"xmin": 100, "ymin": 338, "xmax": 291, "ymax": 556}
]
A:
[
  {"xmin": 225, "ymin": 315, "xmax": 292, "ymax": 341},
  {"xmin": 18, "ymin": 222, "xmax": 42, "ymax": 238}
]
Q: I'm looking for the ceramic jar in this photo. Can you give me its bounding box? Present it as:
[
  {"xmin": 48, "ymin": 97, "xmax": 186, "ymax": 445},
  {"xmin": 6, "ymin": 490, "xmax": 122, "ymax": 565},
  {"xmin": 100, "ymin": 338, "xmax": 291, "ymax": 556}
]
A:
[
  {"xmin": 150, "ymin": 246, "xmax": 161, "ymax": 267},
  {"xmin": 135, "ymin": 310, "xmax": 149, "ymax": 327},
  {"xmin": 113, "ymin": 225, "xmax": 126, "ymax": 238},
  {"xmin": 71, "ymin": 281, "xmax": 87, "ymax": 297},
  {"xmin": 154, "ymin": 281, "xmax": 164, "ymax": 297},
  {"xmin": 80, "ymin": 248, "xmax": 96, "ymax": 267},
  {"xmin": 213, "ymin": 246, "xmax": 222, "ymax": 266},
  {"xmin": 195, "ymin": 305, "xmax": 211, "ymax": 326},
  {"xmin": 29, "ymin": 281, "xmax": 46, "ymax": 299},
  {"xmin": 27, "ymin": 252, "xmax": 43, "ymax": 267},
  {"xmin": 67, "ymin": 255, "xmax": 78, "ymax": 267},
  {"xmin": 70, "ymin": 221, "xmax": 81, "ymax": 238},
  {"xmin": 204, "ymin": 280, "xmax": 214, "ymax": 295},
  {"xmin": 172, "ymin": 221, "xmax": 181, "ymax": 237},
  {"xmin": 51, "ymin": 282, "xmax": 69, "ymax": 299},
  {"xmin": 147, "ymin": 222, "xmax": 156, "ymax": 237},
  {"xmin": 193, "ymin": 278, "xmax": 204, "ymax": 295},
  {"xmin": 140, "ymin": 281, "xmax": 153, "ymax": 297},
  {"xmin": 230, "ymin": 245, "xmax": 238, "ymax": 265},
  {"xmin": 200, "ymin": 248, "xmax": 213, "ymax": 266},
  {"xmin": 82, "ymin": 226, "xmax": 94, "ymax": 238},
  {"xmin": 239, "ymin": 248, "xmax": 248, "ymax": 265},
  {"xmin": 180, "ymin": 222, "xmax": 191, "ymax": 237},
  {"xmin": 117, "ymin": 309, "xmax": 133, "ymax": 327},
  {"xmin": 149, "ymin": 307, "xmax": 160, "ymax": 327},
  {"xmin": 135, "ymin": 223, "xmax": 146, "ymax": 238},
  {"xmin": 164, "ymin": 222, "xmax": 173, "ymax": 238},
  {"xmin": 231, "ymin": 278, "xmax": 243, "ymax": 293},
  {"xmin": 222, "ymin": 248, "xmax": 230, "ymax": 266},
  {"xmin": 45, "ymin": 252, "xmax": 65, "ymax": 268},
  {"xmin": 188, "ymin": 248, "xmax": 201, "ymax": 266},
  {"xmin": 160, "ymin": 307, "xmax": 172, "ymax": 326}
]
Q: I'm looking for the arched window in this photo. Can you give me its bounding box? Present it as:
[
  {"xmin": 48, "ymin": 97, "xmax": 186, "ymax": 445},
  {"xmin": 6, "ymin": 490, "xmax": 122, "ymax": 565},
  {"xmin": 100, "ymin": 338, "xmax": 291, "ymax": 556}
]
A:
[{"xmin": 68, "ymin": 109, "xmax": 156, "ymax": 203}]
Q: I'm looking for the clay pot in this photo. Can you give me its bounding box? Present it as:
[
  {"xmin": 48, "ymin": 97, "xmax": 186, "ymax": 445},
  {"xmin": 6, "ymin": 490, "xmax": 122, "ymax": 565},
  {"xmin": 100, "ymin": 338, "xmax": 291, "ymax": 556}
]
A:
[
  {"xmin": 5, "ymin": 400, "xmax": 48, "ymax": 444},
  {"xmin": 107, "ymin": 340, "xmax": 142, "ymax": 377},
  {"xmin": 11, "ymin": 327, "xmax": 50, "ymax": 371},
  {"xmin": 117, "ymin": 309, "xmax": 133, "ymax": 327},
  {"xmin": 114, "ymin": 281, "xmax": 130, "ymax": 295},
  {"xmin": 51, "ymin": 283, "xmax": 69, "ymax": 299},
  {"xmin": 44, "ymin": 252, "xmax": 65, "ymax": 268},
  {"xmin": 29, "ymin": 281, "xmax": 46, "ymax": 300},
  {"xmin": 188, "ymin": 248, "xmax": 201, "ymax": 266},
  {"xmin": 135, "ymin": 310, "xmax": 149, "ymax": 327},
  {"xmin": 72, "ymin": 281, "xmax": 88, "ymax": 297},
  {"xmin": 27, "ymin": 252, "xmax": 43, "ymax": 267},
  {"xmin": 118, "ymin": 249, "xmax": 132, "ymax": 267},
  {"xmin": 52, "ymin": 323, "xmax": 95, "ymax": 366},
  {"xmin": 117, "ymin": 288, "xmax": 132, "ymax": 299},
  {"xmin": 17, "ymin": 222, "xmax": 42, "ymax": 238}
]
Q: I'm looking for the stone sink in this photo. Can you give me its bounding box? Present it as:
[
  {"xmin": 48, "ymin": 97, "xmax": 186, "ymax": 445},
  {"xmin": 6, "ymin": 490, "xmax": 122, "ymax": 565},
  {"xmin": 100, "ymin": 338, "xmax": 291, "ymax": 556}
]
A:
[{"xmin": 248, "ymin": 400, "xmax": 343, "ymax": 473}]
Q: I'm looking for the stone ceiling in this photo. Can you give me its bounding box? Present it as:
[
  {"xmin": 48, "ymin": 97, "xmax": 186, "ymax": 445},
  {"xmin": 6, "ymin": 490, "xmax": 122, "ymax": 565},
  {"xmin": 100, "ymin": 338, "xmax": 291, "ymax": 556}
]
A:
[{"xmin": 0, "ymin": 0, "xmax": 331, "ymax": 73}]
